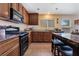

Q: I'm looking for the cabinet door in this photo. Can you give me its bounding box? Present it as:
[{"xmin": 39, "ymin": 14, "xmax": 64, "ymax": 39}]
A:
[
  {"xmin": 32, "ymin": 32, "xmax": 41, "ymax": 42},
  {"xmin": 0, "ymin": 3, "xmax": 10, "ymax": 18},
  {"xmin": 32, "ymin": 32, "xmax": 36, "ymax": 42},
  {"xmin": 18, "ymin": 3, "xmax": 23, "ymax": 15},
  {"xmin": 31, "ymin": 32, "xmax": 52, "ymax": 42},
  {"xmin": 32, "ymin": 32, "xmax": 38, "ymax": 42},
  {"xmin": 37, "ymin": 32, "xmax": 43, "ymax": 42},
  {"xmin": 12, "ymin": 3, "xmax": 19, "ymax": 11},
  {"xmin": 7, "ymin": 44, "xmax": 19, "ymax": 56},
  {"xmin": 0, "ymin": 37, "xmax": 19, "ymax": 56},
  {"xmin": 29, "ymin": 13, "xmax": 38, "ymax": 25},
  {"xmin": 2, "ymin": 44, "xmax": 20, "ymax": 56},
  {"xmin": 23, "ymin": 7, "xmax": 29, "ymax": 24},
  {"xmin": 25, "ymin": 11, "xmax": 29, "ymax": 24},
  {"xmin": 23, "ymin": 7, "xmax": 27, "ymax": 24},
  {"xmin": 75, "ymin": 20, "xmax": 79, "ymax": 25},
  {"xmin": 43, "ymin": 32, "xmax": 52, "ymax": 42},
  {"xmin": 39, "ymin": 32, "xmax": 44, "ymax": 42}
]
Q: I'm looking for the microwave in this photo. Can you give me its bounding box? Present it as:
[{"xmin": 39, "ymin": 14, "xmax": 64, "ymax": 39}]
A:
[{"xmin": 10, "ymin": 8, "xmax": 24, "ymax": 23}]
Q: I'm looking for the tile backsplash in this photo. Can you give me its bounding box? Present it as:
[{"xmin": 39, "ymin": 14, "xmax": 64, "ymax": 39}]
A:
[
  {"xmin": 0, "ymin": 17, "xmax": 79, "ymax": 32},
  {"xmin": 74, "ymin": 25, "xmax": 79, "ymax": 30},
  {"xmin": 0, "ymin": 20, "xmax": 27, "ymax": 31}
]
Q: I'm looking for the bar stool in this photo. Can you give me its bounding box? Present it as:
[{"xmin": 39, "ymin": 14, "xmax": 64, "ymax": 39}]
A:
[
  {"xmin": 58, "ymin": 46, "xmax": 73, "ymax": 56},
  {"xmin": 51, "ymin": 31, "xmax": 72, "ymax": 56},
  {"xmin": 52, "ymin": 38, "xmax": 65, "ymax": 56},
  {"xmin": 52, "ymin": 38, "xmax": 73, "ymax": 56}
]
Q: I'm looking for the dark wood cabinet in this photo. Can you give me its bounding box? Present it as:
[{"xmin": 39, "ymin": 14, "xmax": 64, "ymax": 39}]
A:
[
  {"xmin": 18, "ymin": 4, "xmax": 23, "ymax": 15},
  {"xmin": 29, "ymin": 13, "xmax": 38, "ymax": 25},
  {"xmin": 23, "ymin": 7, "xmax": 26, "ymax": 24},
  {"xmin": 74, "ymin": 19, "xmax": 79, "ymax": 25},
  {"xmin": 0, "ymin": 36, "xmax": 20, "ymax": 56},
  {"xmin": 31, "ymin": 31, "xmax": 52, "ymax": 42},
  {"xmin": 25, "ymin": 11, "xmax": 29, "ymax": 24},
  {"xmin": 22, "ymin": 7, "xmax": 29, "ymax": 24},
  {"xmin": 0, "ymin": 3, "xmax": 29, "ymax": 24},
  {"xmin": 11, "ymin": 3, "xmax": 29, "ymax": 24},
  {"xmin": 32, "ymin": 32, "xmax": 42, "ymax": 42},
  {"xmin": 11, "ymin": 3, "xmax": 19, "ymax": 11},
  {"xmin": 0, "ymin": 3, "xmax": 10, "ymax": 18},
  {"xmin": 43, "ymin": 32, "xmax": 52, "ymax": 42},
  {"xmin": 2, "ymin": 44, "xmax": 19, "ymax": 56}
]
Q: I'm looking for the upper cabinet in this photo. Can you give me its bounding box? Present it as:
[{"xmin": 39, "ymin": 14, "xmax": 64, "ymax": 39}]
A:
[
  {"xmin": 0, "ymin": 3, "xmax": 29, "ymax": 24},
  {"xmin": 74, "ymin": 19, "xmax": 79, "ymax": 25},
  {"xmin": 0, "ymin": 3, "xmax": 10, "ymax": 18},
  {"xmin": 18, "ymin": 4, "xmax": 23, "ymax": 15},
  {"xmin": 12, "ymin": 3, "xmax": 29, "ymax": 24},
  {"xmin": 29, "ymin": 13, "xmax": 38, "ymax": 25},
  {"xmin": 25, "ymin": 12, "xmax": 29, "ymax": 24},
  {"xmin": 11, "ymin": 3, "xmax": 19, "ymax": 11},
  {"xmin": 22, "ymin": 6, "xmax": 29, "ymax": 24}
]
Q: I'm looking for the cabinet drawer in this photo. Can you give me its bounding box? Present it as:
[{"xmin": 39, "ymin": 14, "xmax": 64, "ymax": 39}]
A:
[{"xmin": 0, "ymin": 37, "xmax": 19, "ymax": 55}]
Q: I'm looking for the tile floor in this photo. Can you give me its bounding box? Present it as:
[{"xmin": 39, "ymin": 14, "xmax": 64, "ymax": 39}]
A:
[{"xmin": 24, "ymin": 43, "xmax": 53, "ymax": 56}]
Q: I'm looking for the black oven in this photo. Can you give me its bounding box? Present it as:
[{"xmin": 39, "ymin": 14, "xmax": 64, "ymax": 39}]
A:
[{"xmin": 19, "ymin": 32, "xmax": 29, "ymax": 56}]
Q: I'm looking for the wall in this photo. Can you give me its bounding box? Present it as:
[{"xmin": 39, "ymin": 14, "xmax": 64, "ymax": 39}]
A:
[
  {"xmin": 39, "ymin": 14, "xmax": 60, "ymax": 29},
  {"xmin": 38, "ymin": 14, "xmax": 75, "ymax": 32},
  {"xmin": 73, "ymin": 15, "xmax": 79, "ymax": 30},
  {"xmin": 0, "ymin": 14, "xmax": 78, "ymax": 32}
]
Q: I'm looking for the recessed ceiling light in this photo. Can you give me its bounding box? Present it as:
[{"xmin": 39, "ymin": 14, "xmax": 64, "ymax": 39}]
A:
[
  {"xmin": 55, "ymin": 8, "xmax": 58, "ymax": 10},
  {"xmin": 37, "ymin": 8, "xmax": 40, "ymax": 10}
]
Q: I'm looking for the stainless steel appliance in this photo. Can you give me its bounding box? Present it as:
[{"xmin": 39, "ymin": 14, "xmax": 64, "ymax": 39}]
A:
[{"xmin": 10, "ymin": 8, "xmax": 24, "ymax": 23}]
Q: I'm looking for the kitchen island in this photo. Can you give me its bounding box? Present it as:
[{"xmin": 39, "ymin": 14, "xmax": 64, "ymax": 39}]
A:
[{"xmin": 52, "ymin": 33, "xmax": 79, "ymax": 56}]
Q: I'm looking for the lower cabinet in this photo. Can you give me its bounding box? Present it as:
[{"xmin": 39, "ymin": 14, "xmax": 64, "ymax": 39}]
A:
[
  {"xmin": 43, "ymin": 32, "xmax": 52, "ymax": 42},
  {"xmin": 0, "ymin": 36, "xmax": 20, "ymax": 56},
  {"xmin": 2, "ymin": 44, "xmax": 19, "ymax": 56},
  {"xmin": 31, "ymin": 31, "xmax": 52, "ymax": 42}
]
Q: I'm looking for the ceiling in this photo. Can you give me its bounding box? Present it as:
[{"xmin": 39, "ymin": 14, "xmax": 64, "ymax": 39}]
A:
[{"xmin": 22, "ymin": 3, "xmax": 79, "ymax": 15}]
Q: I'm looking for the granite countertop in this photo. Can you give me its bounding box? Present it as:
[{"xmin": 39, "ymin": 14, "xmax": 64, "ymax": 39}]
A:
[
  {"xmin": 31, "ymin": 30, "xmax": 50, "ymax": 32},
  {"xmin": 0, "ymin": 34, "xmax": 19, "ymax": 42},
  {"xmin": 53, "ymin": 33, "xmax": 79, "ymax": 44}
]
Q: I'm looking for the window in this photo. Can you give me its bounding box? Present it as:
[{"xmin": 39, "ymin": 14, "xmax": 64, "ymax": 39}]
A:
[
  {"xmin": 40, "ymin": 20, "xmax": 47, "ymax": 27},
  {"xmin": 60, "ymin": 18, "xmax": 71, "ymax": 33},
  {"xmin": 40, "ymin": 20, "xmax": 55, "ymax": 28},
  {"xmin": 61, "ymin": 19, "xmax": 70, "ymax": 27},
  {"xmin": 48, "ymin": 20, "xmax": 54, "ymax": 27}
]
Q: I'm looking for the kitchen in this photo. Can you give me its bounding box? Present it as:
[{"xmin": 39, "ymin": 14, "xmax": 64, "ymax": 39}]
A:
[{"xmin": 0, "ymin": 3, "xmax": 79, "ymax": 56}]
